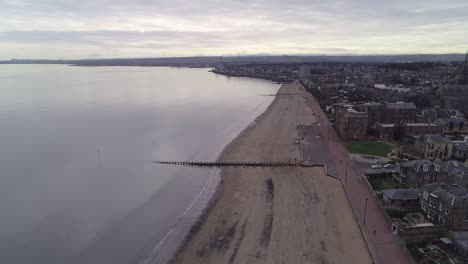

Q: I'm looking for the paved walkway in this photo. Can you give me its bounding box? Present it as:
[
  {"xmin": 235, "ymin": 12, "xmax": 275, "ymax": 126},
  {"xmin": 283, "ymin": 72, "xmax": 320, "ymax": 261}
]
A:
[{"xmin": 302, "ymin": 84, "xmax": 411, "ymax": 264}]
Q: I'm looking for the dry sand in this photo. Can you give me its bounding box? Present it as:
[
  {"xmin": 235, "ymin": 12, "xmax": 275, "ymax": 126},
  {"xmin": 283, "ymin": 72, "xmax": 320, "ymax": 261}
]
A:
[{"xmin": 171, "ymin": 82, "xmax": 372, "ymax": 264}]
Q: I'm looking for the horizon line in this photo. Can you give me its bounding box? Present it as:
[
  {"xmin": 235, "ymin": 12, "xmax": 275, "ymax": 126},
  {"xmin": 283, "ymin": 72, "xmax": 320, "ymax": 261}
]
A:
[{"xmin": 2, "ymin": 52, "xmax": 468, "ymax": 62}]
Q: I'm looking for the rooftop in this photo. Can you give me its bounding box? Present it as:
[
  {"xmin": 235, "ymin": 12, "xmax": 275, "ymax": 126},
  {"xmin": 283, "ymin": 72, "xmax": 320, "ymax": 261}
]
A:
[
  {"xmin": 453, "ymin": 141, "xmax": 468, "ymax": 151},
  {"xmin": 382, "ymin": 189, "xmax": 419, "ymax": 200},
  {"xmin": 341, "ymin": 108, "xmax": 368, "ymax": 118},
  {"xmin": 436, "ymin": 116, "xmax": 467, "ymax": 126},
  {"xmin": 401, "ymin": 159, "xmax": 445, "ymax": 173},
  {"xmin": 385, "ymin": 102, "xmax": 416, "ymax": 110},
  {"xmin": 405, "ymin": 123, "xmax": 439, "ymax": 127},
  {"xmin": 438, "ymin": 85, "xmax": 468, "ymax": 95},
  {"xmin": 421, "ymin": 183, "xmax": 468, "ymax": 206},
  {"xmin": 437, "ymin": 160, "xmax": 468, "ymax": 177},
  {"xmin": 417, "ymin": 134, "xmax": 451, "ymax": 144}
]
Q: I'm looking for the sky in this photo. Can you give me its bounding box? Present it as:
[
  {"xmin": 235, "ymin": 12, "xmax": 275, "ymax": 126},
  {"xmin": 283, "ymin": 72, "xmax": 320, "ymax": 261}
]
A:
[{"xmin": 0, "ymin": 0, "xmax": 468, "ymax": 59}]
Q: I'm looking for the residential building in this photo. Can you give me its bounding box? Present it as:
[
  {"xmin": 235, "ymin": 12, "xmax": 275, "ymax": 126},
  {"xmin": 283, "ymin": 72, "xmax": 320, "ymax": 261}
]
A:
[
  {"xmin": 376, "ymin": 123, "xmax": 396, "ymax": 139},
  {"xmin": 357, "ymin": 102, "xmax": 384, "ymax": 126},
  {"xmin": 335, "ymin": 108, "xmax": 368, "ymax": 140},
  {"xmin": 438, "ymin": 160, "xmax": 468, "ymax": 190},
  {"xmin": 459, "ymin": 52, "xmax": 468, "ymax": 85},
  {"xmin": 299, "ymin": 65, "xmax": 312, "ymax": 79},
  {"xmin": 448, "ymin": 231, "xmax": 468, "ymax": 258},
  {"xmin": 373, "ymin": 84, "xmax": 410, "ymax": 93},
  {"xmin": 437, "ymin": 85, "xmax": 468, "ymax": 117},
  {"xmin": 382, "ymin": 189, "xmax": 420, "ymax": 209},
  {"xmin": 435, "ymin": 116, "xmax": 468, "ymax": 136},
  {"xmin": 403, "ymin": 123, "xmax": 441, "ymax": 137},
  {"xmin": 453, "ymin": 141, "xmax": 468, "ymax": 161},
  {"xmin": 420, "ymin": 183, "xmax": 468, "ymax": 230},
  {"xmin": 415, "ymin": 134, "xmax": 454, "ymax": 161},
  {"xmin": 419, "ymin": 108, "xmax": 463, "ymax": 123},
  {"xmin": 401, "ymin": 160, "xmax": 450, "ymax": 188},
  {"xmin": 384, "ymin": 102, "xmax": 417, "ymax": 124}
]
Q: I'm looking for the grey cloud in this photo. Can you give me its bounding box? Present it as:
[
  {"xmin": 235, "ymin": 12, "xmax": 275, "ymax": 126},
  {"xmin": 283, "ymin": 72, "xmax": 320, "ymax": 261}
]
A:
[{"xmin": 0, "ymin": 0, "xmax": 467, "ymax": 58}]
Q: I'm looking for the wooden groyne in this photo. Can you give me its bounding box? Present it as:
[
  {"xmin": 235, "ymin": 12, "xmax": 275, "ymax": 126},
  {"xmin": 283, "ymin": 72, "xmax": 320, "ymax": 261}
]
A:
[{"xmin": 150, "ymin": 160, "xmax": 298, "ymax": 167}]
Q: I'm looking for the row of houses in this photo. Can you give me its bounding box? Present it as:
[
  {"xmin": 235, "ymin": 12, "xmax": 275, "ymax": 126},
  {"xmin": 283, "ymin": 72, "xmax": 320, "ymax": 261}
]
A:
[
  {"xmin": 334, "ymin": 101, "xmax": 468, "ymax": 141},
  {"xmin": 383, "ymin": 183, "xmax": 468, "ymax": 230},
  {"xmin": 414, "ymin": 134, "xmax": 468, "ymax": 161},
  {"xmin": 380, "ymin": 160, "xmax": 468, "ymax": 230}
]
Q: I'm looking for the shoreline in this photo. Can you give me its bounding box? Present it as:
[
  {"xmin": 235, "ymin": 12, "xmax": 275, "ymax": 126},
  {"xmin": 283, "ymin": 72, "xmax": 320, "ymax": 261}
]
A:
[
  {"xmin": 171, "ymin": 81, "xmax": 372, "ymax": 264},
  {"xmin": 166, "ymin": 82, "xmax": 284, "ymax": 263},
  {"xmin": 139, "ymin": 81, "xmax": 280, "ymax": 264},
  {"xmin": 210, "ymin": 70, "xmax": 293, "ymax": 84}
]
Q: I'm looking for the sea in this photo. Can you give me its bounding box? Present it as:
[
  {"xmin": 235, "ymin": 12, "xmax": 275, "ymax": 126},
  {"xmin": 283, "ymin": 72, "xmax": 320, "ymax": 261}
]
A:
[{"xmin": 0, "ymin": 65, "xmax": 279, "ymax": 264}]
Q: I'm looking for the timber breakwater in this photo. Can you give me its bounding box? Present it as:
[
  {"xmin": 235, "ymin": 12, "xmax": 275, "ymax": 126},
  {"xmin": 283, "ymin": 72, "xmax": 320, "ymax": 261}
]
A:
[{"xmin": 150, "ymin": 160, "xmax": 299, "ymax": 167}]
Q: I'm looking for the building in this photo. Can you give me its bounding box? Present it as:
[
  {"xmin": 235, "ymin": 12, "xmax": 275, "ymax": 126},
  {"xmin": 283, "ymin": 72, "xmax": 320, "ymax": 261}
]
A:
[
  {"xmin": 373, "ymin": 84, "xmax": 411, "ymax": 93},
  {"xmin": 453, "ymin": 141, "xmax": 468, "ymax": 161},
  {"xmin": 437, "ymin": 85, "xmax": 468, "ymax": 117},
  {"xmin": 458, "ymin": 51, "xmax": 468, "ymax": 85},
  {"xmin": 384, "ymin": 102, "xmax": 417, "ymax": 124},
  {"xmin": 403, "ymin": 123, "xmax": 441, "ymax": 137},
  {"xmin": 419, "ymin": 108, "xmax": 464, "ymax": 124},
  {"xmin": 357, "ymin": 102, "xmax": 384, "ymax": 126},
  {"xmin": 415, "ymin": 134, "xmax": 454, "ymax": 161},
  {"xmin": 358, "ymin": 101, "xmax": 417, "ymax": 127},
  {"xmin": 376, "ymin": 123, "xmax": 396, "ymax": 139},
  {"xmin": 436, "ymin": 52, "xmax": 468, "ymax": 118},
  {"xmin": 382, "ymin": 189, "xmax": 420, "ymax": 209},
  {"xmin": 400, "ymin": 160, "xmax": 450, "ymax": 188},
  {"xmin": 438, "ymin": 160, "xmax": 468, "ymax": 190},
  {"xmin": 448, "ymin": 231, "xmax": 468, "ymax": 258},
  {"xmin": 335, "ymin": 108, "xmax": 368, "ymax": 140},
  {"xmin": 420, "ymin": 183, "xmax": 468, "ymax": 230},
  {"xmin": 299, "ymin": 65, "xmax": 312, "ymax": 79},
  {"xmin": 435, "ymin": 116, "xmax": 468, "ymax": 136}
]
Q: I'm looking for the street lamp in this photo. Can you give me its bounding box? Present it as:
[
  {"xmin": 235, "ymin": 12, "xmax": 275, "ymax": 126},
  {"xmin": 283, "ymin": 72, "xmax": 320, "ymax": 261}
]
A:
[
  {"xmin": 345, "ymin": 159, "xmax": 348, "ymax": 183},
  {"xmin": 363, "ymin": 198, "xmax": 369, "ymax": 226}
]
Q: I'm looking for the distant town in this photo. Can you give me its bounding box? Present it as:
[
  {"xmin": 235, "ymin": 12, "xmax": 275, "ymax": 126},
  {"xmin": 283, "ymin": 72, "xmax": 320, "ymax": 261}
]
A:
[{"xmin": 213, "ymin": 53, "xmax": 468, "ymax": 263}]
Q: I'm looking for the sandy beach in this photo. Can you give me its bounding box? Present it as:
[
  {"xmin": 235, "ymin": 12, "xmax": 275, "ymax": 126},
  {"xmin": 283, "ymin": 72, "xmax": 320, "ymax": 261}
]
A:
[{"xmin": 171, "ymin": 82, "xmax": 372, "ymax": 264}]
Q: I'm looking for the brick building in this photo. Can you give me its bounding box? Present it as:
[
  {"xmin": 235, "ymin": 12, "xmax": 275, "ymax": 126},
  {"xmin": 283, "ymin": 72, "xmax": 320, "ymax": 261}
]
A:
[
  {"xmin": 384, "ymin": 102, "xmax": 417, "ymax": 124},
  {"xmin": 376, "ymin": 123, "xmax": 396, "ymax": 139},
  {"xmin": 357, "ymin": 102, "xmax": 384, "ymax": 127},
  {"xmin": 403, "ymin": 123, "xmax": 441, "ymax": 137},
  {"xmin": 335, "ymin": 108, "xmax": 368, "ymax": 140}
]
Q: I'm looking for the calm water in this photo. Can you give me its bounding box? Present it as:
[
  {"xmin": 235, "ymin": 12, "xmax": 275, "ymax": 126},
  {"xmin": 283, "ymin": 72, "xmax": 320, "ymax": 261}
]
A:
[{"xmin": 0, "ymin": 65, "xmax": 279, "ymax": 264}]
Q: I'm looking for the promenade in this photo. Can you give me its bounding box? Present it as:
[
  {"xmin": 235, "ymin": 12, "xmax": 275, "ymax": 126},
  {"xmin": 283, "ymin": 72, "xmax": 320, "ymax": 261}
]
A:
[{"xmin": 302, "ymin": 82, "xmax": 410, "ymax": 264}]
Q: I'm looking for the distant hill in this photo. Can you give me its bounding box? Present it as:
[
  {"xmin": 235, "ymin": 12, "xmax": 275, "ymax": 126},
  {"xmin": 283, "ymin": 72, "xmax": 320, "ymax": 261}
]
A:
[{"xmin": 0, "ymin": 54, "xmax": 466, "ymax": 66}]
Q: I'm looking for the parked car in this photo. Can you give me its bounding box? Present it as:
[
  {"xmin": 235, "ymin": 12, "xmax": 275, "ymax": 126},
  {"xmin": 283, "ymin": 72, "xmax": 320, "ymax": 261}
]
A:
[
  {"xmin": 383, "ymin": 164, "xmax": 394, "ymax": 168},
  {"xmin": 371, "ymin": 164, "xmax": 383, "ymax": 169}
]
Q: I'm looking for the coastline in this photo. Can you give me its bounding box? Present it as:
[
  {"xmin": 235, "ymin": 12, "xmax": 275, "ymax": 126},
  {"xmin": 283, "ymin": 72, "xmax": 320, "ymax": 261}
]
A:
[
  {"xmin": 210, "ymin": 69, "xmax": 293, "ymax": 83},
  {"xmin": 171, "ymin": 81, "xmax": 372, "ymax": 264},
  {"xmin": 164, "ymin": 82, "xmax": 283, "ymax": 263}
]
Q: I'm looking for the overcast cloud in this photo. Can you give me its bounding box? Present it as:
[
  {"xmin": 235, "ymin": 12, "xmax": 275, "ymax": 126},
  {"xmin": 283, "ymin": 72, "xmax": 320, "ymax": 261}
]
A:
[{"xmin": 0, "ymin": 0, "xmax": 467, "ymax": 59}]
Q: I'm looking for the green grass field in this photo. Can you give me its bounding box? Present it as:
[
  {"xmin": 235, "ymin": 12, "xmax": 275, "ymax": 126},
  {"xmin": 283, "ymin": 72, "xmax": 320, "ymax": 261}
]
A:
[
  {"xmin": 345, "ymin": 141, "xmax": 393, "ymax": 157},
  {"xmin": 379, "ymin": 179, "xmax": 398, "ymax": 190}
]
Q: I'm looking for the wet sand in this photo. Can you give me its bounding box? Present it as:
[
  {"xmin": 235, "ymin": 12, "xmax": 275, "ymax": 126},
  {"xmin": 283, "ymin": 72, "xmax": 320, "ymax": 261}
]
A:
[{"xmin": 171, "ymin": 82, "xmax": 372, "ymax": 264}]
